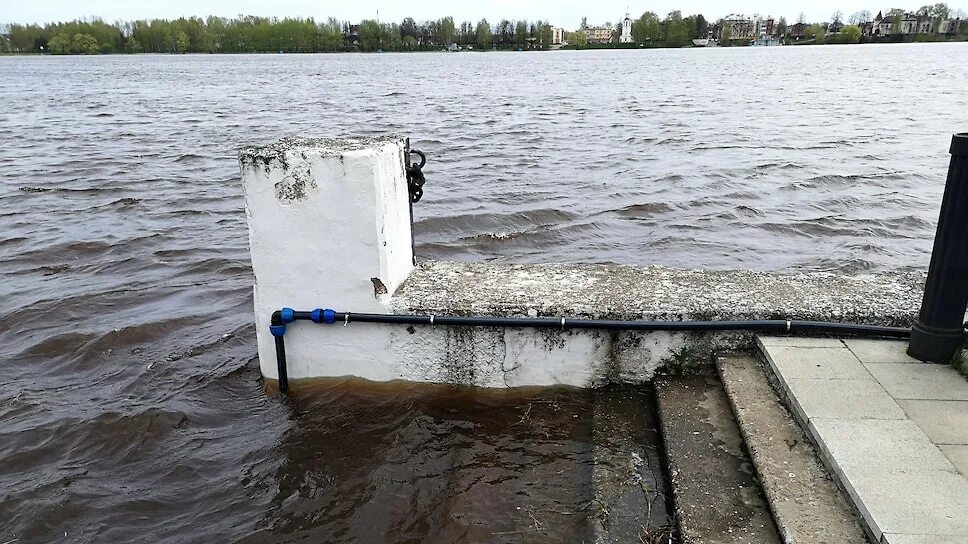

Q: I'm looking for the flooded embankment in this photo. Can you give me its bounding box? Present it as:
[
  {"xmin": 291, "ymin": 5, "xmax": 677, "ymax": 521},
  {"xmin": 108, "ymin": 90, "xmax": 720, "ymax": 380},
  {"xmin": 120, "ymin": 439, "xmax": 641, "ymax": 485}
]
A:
[
  {"xmin": 2, "ymin": 44, "xmax": 965, "ymax": 541},
  {"xmin": 244, "ymin": 380, "xmax": 673, "ymax": 543}
]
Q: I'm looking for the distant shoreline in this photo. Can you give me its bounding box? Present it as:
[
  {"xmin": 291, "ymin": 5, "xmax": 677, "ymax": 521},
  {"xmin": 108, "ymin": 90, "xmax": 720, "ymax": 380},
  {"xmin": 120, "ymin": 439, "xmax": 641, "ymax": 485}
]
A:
[{"xmin": 2, "ymin": 37, "xmax": 967, "ymax": 57}]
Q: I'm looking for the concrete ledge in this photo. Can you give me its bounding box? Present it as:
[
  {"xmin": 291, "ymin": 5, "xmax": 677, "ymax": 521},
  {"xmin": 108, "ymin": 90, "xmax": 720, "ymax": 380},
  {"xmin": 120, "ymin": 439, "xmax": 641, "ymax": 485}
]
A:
[{"xmin": 394, "ymin": 261, "xmax": 924, "ymax": 325}]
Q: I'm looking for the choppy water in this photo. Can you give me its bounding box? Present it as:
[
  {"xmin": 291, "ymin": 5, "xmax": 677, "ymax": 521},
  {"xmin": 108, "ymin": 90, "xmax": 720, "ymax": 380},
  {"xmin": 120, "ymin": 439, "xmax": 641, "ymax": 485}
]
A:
[{"xmin": 0, "ymin": 43, "xmax": 966, "ymax": 542}]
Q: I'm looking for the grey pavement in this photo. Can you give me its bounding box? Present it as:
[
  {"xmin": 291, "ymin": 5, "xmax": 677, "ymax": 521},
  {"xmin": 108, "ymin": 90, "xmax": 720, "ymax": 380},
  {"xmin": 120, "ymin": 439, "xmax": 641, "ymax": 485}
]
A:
[{"xmin": 759, "ymin": 336, "xmax": 968, "ymax": 543}]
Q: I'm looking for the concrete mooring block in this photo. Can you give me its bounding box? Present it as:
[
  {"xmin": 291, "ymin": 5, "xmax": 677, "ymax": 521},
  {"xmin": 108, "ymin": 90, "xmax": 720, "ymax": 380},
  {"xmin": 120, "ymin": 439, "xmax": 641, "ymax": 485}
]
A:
[{"xmin": 240, "ymin": 136, "xmax": 413, "ymax": 382}]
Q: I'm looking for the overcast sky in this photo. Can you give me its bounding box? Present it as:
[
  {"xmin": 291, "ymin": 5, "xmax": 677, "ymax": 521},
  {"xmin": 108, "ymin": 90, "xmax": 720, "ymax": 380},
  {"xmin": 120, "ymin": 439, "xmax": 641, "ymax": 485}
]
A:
[{"xmin": 2, "ymin": 1, "xmax": 962, "ymax": 28}]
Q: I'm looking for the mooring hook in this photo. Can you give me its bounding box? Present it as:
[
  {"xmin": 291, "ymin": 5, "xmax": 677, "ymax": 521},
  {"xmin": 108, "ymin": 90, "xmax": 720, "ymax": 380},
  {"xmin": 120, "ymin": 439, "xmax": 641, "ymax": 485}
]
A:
[
  {"xmin": 344, "ymin": 312, "xmax": 350, "ymax": 327},
  {"xmin": 409, "ymin": 149, "xmax": 426, "ymax": 169}
]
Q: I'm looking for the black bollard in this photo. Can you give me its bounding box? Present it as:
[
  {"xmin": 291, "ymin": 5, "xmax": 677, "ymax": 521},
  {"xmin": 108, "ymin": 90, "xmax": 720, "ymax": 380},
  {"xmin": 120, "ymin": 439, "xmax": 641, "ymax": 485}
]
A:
[{"xmin": 909, "ymin": 133, "xmax": 968, "ymax": 363}]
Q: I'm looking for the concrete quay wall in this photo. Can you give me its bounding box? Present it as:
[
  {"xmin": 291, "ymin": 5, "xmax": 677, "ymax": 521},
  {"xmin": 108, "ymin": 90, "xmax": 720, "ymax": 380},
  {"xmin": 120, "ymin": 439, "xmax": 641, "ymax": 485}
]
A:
[{"xmin": 240, "ymin": 136, "xmax": 925, "ymax": 389}]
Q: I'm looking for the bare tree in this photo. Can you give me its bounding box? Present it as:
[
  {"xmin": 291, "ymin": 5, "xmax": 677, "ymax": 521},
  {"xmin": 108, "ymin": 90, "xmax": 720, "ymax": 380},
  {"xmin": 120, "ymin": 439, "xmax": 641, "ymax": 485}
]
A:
[
  {"xmin": 831, "ymin": 10, "xmax": 844, "ymax": 24},
  {"xmin": 797, "ymin": 12, "xmax": 807, "ymax": 24},
  {"xmin": 849, "ymin": 10, "xmax": 873, "ymax": 24}
]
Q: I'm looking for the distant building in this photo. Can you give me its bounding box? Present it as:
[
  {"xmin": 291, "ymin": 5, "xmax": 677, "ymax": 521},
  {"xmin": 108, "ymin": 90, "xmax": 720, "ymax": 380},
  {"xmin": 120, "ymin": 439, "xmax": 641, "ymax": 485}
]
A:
[
  {"xmin": 344, "ymin": 24, "xmax": 360, "ymax": 48},
  {"xmin": 552, "ymin": 27, "xmax": 565, "ymax": 45},
  {"xmin": 789, "ymin": 22, "xmax": 809, "ymax": 39},
  {"xmin": 585, "ymin": 26, "xmax": 614, "ymax": 44},
  {"xmin": 620, "ymin": 13, "xmax": 633, "ymax": 43},
  {"xmin": 872, "ymin": 11, "xmax": 936, "ymax": 36},
  {"xmin": 757, "ymin": 17, "xmax": 775, "ymax": 37},
  {"xmin": 938, "ymin": 18, "xmax": 962, "ymax": 34},
  {"xmin": 721, "ymin": 15, "xmax": 757, "ymax": 40}
]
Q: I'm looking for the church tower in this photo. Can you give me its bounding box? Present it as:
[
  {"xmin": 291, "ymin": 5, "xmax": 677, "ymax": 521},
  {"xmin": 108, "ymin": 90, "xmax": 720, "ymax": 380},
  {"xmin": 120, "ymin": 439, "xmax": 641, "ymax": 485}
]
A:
[{"xmin": 620, "ymin": 13, "xmax": 634, "ymax": 43}]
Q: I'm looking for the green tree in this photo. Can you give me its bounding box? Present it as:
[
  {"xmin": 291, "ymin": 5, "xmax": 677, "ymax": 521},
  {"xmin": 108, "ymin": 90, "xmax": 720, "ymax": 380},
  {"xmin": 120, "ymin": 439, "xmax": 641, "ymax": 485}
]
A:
[
  {"xmin": 439, "ymin": 16, "xmax": 455, "ymax": 45},
  {"xmin": 400, "ymin": 17, "xmax": 417, "ymax": 40},
  {"xmin": 842, "ymin": 24, "xmax": 862, "ymax": 43},
  {"xmin": 633, "ymin": 12, "xmax": 661, "ymax": 44},
  {"xmin": 125, "ymin": 36, "xmax": 142, "ymax": 53},
  {"xmin": 696, "ymin": 14, "xmax": 708, "ymax": 38},
  {"xmin": 48, "ymin": 33, "xmax": 71, "ymax": 54},
  {"xmin": 719, "ymin": 20, "xmax": 732, "ymax": 43},
  {"xmin": 175, "ymin": 31, "xmax": 189, "ymax": 52},
  {"xmin": 357, "ymin": 19, "xmax": 382, "ymax": 51},
  {"xmin": 807, "ymin": 23, "xmax": 826, "ymax": 43},
  {"xmin": 514, "ymin": 20, "xmax": 528, "ymax": 47},
  {"xmin": 663, "ymin": 11, "xmax": 690, "ymax": 47},
  {"xmin": 476, "ymin": 18, "xmax": 491, "ymax": 49},
  {"xmin": 71, "ymin": 33, "xmax": 100, "ymax": 54},
  {"xmin": 318, "ymin": 20, "xmax": 343, "ymax": 51},
  {"xmin": 777, "ymin": 17, "xmax": 788, "ymax": 37}
]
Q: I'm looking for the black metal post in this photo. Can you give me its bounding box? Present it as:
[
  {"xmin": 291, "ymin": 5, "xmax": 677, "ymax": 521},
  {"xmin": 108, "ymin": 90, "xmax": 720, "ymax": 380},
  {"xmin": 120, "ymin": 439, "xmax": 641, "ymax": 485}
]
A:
[{"xmin": 909, "ymin": 133, "xmax": 968, "ymax": 362}]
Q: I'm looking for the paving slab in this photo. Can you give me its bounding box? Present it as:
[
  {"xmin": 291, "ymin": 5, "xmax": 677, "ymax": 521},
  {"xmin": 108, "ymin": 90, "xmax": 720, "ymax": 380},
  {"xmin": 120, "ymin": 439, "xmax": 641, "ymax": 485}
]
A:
[
  {"xmin": 717, "ymin": 355, "xmax": 868, "ymax": 544},
  {"xmin": 881, "ymin": 534, "xmax": 968, "ymax": 544},
  {"xmin": 757, "ymin": 337, "xmax": 846, "ymax": 349},
  {"xmin": 762, "ymin": 345, "xmax": 872, "ymax": 380},
  {"xmin": 938, "ymin": 445, "xmax": 968, "ymax": 478},
  {"xmin": 897, "ymin": 399, "xmax": 968, "ymax": 445},
  {"xmin": 844, "ymin": 339, "xmax": 921, "ymax": 364},
  {"xmin": 808, "ymin": 418, "xmax": 956, "ymax": 475},
  {"xmin": 759, "ymin": 336, "xmax": 968, "ymax": 543},
  {"xmin": 865, "ymin": 363, "xmax": 968, "ymax": 401},
  {"xmin": 845, "ymin": 469, "xmax": 968, "ymax": 539},
  {"xmin": 655, "ymin": 370, "xmax": 781, "ymax": 544},
  {"xmin": 784, "ymin": 379, "xmax": 906, "ymax": 422}
]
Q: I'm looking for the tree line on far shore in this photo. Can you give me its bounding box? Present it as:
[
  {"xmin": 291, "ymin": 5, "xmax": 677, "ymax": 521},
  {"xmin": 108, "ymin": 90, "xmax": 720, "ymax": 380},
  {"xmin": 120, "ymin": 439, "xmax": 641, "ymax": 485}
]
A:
[
  {"xmin": 3, "ymin": 8, "xmax": 966, "ymax": 55},
  {"xmin": 0, "ymin": 16, "xmax": 558, "ymax": 54}
]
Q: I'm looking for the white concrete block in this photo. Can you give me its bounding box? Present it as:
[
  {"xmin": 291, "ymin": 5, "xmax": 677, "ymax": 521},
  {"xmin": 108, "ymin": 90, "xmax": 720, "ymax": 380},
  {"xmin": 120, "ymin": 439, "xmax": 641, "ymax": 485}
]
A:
[
  {"xmin": 241, "ymin": 136, "xmax": 413, "ymax": 380},
  {"xmin": 845, "ymin": 339, "xmax": 920, "ymax": 364},
  {"xmin": 866, "ymin": 363, "xmax": 968, "ymax": 401}
]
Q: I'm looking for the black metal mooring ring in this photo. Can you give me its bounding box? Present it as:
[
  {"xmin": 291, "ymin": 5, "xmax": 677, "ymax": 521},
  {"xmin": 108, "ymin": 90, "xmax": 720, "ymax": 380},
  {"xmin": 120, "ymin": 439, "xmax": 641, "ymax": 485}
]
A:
[{"xmin": 409, "ymin": 149, "xmax": 426, "ymax": 169}]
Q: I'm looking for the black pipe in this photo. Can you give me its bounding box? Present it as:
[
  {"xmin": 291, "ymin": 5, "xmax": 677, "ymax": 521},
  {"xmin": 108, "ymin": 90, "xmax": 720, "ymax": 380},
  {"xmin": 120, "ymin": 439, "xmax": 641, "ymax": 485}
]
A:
[
  {"xmin": 291, "ymin": 311, "xmax": 910, "ymax": 337},
  {"xmin": 909, "ymin": 133, "xmax": 968, "ymax": 363},
  {"xmin": 271, "ymin": 311, "xmax": 289, "ymax": 393},
  {"xmin": 270, "ymin": 309, "xmax": 911, "ymax": 392}
]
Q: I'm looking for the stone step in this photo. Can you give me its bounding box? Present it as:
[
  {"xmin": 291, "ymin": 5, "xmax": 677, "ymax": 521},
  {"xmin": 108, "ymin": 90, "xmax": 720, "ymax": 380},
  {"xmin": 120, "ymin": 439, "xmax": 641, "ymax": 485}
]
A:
[
  {"xmin": 717, "ymin": 354, "xmax": 870, "ymax": 543},
  {"xmin": 655, "ymin": 369, "xmax": 781, "ymax": 543}
]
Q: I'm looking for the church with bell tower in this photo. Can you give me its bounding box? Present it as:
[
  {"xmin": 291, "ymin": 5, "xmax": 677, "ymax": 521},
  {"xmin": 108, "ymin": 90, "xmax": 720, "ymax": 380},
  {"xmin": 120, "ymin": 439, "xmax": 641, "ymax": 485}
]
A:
[{"xmin": 620, "ymin": 12, "xmax": 634, "ymax": 43}]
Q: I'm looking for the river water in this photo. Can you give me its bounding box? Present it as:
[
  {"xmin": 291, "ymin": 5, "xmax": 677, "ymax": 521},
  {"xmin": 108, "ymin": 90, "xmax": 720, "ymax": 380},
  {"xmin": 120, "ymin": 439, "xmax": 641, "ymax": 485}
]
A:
[{"xmin": 0, "ymin": 44, "xmax": 966, "ymax": 542}]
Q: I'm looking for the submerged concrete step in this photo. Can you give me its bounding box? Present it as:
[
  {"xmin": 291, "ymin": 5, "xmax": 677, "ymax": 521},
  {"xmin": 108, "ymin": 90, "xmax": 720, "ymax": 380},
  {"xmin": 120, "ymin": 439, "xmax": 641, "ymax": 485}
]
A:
[
  {"xmin": 655, "ymin": 370, "xmax": 781, "ymax": 544},
  {"xmin": 591, "ymin": 386, "xmax": 674, "ymax": 543},
  {"xmin": 717, "ymin": 354, "xmax": 870, "ymax": 544}
]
